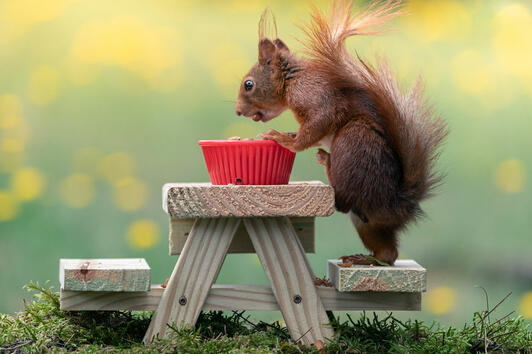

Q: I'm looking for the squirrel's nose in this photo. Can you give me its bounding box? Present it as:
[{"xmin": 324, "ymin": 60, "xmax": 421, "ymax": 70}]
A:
[{"xmin": 236, "ymin": 110, "xmax": 242, "ymax": 116}]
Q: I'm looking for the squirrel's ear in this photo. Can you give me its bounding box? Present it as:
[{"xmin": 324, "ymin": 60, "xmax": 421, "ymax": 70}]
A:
[
  {"xmin": 274, "ymin": 39, "xmax": 289, "ymax": 53},
  {"xmin": 258, "ymin": 38, "xmax": 276, "ymax": 65}
]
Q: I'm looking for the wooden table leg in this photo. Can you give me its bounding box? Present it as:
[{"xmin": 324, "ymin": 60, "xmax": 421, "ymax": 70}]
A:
[
  {"xmin": 143, "ymin": 218, "xmax": 241, "ymax": 343},
  {"xmin": 244, "ymin": 217, "xmax": 334, "ymax": 346}
]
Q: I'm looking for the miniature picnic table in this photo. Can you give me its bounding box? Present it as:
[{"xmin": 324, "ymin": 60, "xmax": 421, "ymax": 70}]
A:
[{"xmin": 59, "ymin": 181, "xmax": 425, "ymax": 347}]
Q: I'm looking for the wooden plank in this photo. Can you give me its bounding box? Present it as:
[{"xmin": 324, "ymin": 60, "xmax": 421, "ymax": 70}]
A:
[
  {"xmin": 244, "ymin": 217, "xmax": 334, "ymax": 346},
  {"xmin": 143, "ymin": 218, "xmax": 240, "ymax": 344},
  {"xmin": 163, "ymin": 181, "xmax": 334, "ymax": 218},
  {"xmin": 169, "ymin": 217, "xmax": 315, "ymax": 254},
  {"xmin": 328, "ymin": 260, "xmax": 426, "ymax": 293},
  {"xmin": 318, "ymin": 287, "xmax": 421, "ymax": 311},
  {"xmin": 60, "ymin": 285, "xmax": 421, "ymax": 311},
  {"xmin": 203, "ymin": 284, "xmax": 278, "ymax": 310},
  {"xmin": 59, "ymin": 258, "xmax": 150, "ymax": 292},
  {"xmin": 61, "ymin": 286, "xmax": 164, "ymax": 311}
]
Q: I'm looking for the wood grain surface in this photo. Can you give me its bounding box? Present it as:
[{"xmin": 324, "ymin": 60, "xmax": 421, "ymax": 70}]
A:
[
  {"xmin": 59, "ymin": 258, "xmax": 150, "ymax": 292},
  {"xmin": 163, "ymin": 181, "xmax": 334, "ymax": 218},
  {"xmin": 328, "ymin": 259, "xmax": 426, "ymax": 292},
  {"xmin": 143, "ymin": 218, "xmax": 240, "ymax": 343},
  {"xmin": 244, "ymin": 217, "xmax": 334, "ymax": 346},
  {"xmin": 60, "ymin": 285, "xmax": 421, "ymax": 311},
  {"xmin": 169, "ymin": 217, "xmax": 315, "ymax": 254}
]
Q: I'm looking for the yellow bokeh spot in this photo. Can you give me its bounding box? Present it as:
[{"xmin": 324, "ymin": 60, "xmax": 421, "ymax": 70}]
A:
[
  {"xmin": 425, "ymin": 286, "xmax": 457, "ymax": 314},
  {"xmin": 206, "ymin": 43, "xmax": 251, "ymax": 92},
  {"xmin": 99, "ymin": 152, "xmax": 136, "ymax": 184},
  {"xmin": 11, "ymin": 167, "xmax": 45, "ymax": 201},
  {"xmin": 60, "ymin": 173, "xmax": 95, "ymax": 208},
  {"xmin": 0, "ymin": 114, "xmax": 22, "ymax": 130},
  {"xmin": 1, "ymin": 138, "xmax": 24, "ymax": 153},
  {"xmin": 0, "ymin": 137, "xmax": 29, "ymax": 172},
  {"xmin": 0, "ymin": 94, "xmax": 22, "ymax": 116},
  {"xmin": 519, "ymin": 291, "xmax": 532, "ymax": 319},
  {"xmin": 0, "ymin": 95, "xmax": 30, "ymax": 142},
  {"xmin": 113, "ymin": 177, "xmax": 148, "ymax": 211},
  {"xmin": 494, "ymin": 159, "xmax": 526, "ymax": 194},
  {"xmin": 404, "ymin": 0, "xmax": 470, "ymax": 43},
  {"xmin": 493, "ymin": 4, "xmax": 532, "ymax": 79},
  {"xmin": 0, "ymin": 94, "xmax": 22, "ymax": 129},
  {"xmin": 0, "ymin": 191, "xmax": 19, "ymax": 222},
  {"xmin": 28, "ymin": 66, "xmax": 62, "ymax": 105},
  {"xmin": 127, "ymin": 219, "xmax": 159, "ymax": 249},
  {"xmin": 0, "ymin": 0, "xmax": 69, "ymax": 43},
  {"xmin": 451, "ymin": 50, "xmax": 494, "ymax": 95},
  {"xmin": 73, "ymin": 147, "xmax": 103, "ymax": 175},
  {"xmin": 71, "ymin": 17, "xmax": 180, "ymax": 88},
  {"xmin": 0, "ymin": 95, "xmax": 27, "ymax": 170}
]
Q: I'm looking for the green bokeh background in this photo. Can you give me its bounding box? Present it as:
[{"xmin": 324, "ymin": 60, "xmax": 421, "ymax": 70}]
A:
[{"xmin": 0, "ymin": 0, "xmax": 531, "ymax": 327}]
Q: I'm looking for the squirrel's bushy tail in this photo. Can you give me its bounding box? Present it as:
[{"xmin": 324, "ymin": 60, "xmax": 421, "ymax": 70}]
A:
[
  {"xmin": 302, "ymin": 0, "xmax": 447, "ymax": 215},
  {"xmin": 300, "ymin": 0, "xmax": 403, "ymax": 71},
  {"xmin": 368, "ymin": 63, "xmax": 448, "ymax": 206}
]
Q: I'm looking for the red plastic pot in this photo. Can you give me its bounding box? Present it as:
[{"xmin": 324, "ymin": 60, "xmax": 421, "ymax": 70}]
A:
[{"xmin": 198, "ymin": 140, "xmax": 296, "ymax": 185}]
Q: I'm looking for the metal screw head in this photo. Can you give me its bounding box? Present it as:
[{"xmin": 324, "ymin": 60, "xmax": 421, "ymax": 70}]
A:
[
  {"xmin": 293, "ymin": 294, "xmax": 302, "ymax": 304},
  {"xmin": 179, "ymin": 296, "xmax": 187, "ymax": 306}
]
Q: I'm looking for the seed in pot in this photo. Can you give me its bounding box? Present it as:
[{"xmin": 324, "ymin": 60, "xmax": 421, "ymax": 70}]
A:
[{"xmin": 227, "ymin": 136, "xmax": 254, "ymax": 141}]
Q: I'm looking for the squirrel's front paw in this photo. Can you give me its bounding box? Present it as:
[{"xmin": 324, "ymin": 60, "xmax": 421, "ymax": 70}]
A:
[
  {"xmin": 259, "ymin": 129, "xmax": 280, "ymax": 141},
  {"xmin": 260, "ymin": 129, "xmax": 296, "ymax": 151},
  {"xmin": 316, "ymin": 148, "xmax": 330, "ymax": 166}
]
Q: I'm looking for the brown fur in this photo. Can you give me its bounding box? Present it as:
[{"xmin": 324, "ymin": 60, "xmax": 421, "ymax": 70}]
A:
[{"xmin": 235, "ymin": 1, "xmax": 448, "ymax": 265}]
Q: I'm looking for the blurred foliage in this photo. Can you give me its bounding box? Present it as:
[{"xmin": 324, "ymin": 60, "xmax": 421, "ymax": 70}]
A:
[{"xmin": 0, "ymin": 0, "xmax": 531, "ymax": 327}]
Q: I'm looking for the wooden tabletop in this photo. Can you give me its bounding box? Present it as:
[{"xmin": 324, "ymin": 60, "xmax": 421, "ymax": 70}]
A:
[{"xmin": 163, "ymin": 181, "xmax": 335, "ymax": 218}]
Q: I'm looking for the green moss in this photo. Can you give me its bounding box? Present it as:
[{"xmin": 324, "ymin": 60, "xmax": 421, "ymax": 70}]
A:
[{"xmin": 0, "ymin": 282, "xmax": 531, "ymax": 353}]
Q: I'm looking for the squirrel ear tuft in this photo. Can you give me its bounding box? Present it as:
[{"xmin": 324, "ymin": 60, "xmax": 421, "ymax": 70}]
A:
[
  {"xmin": 258, "ymin": 38, "xmax": 276, "ymax": 65},
  {"xmin": 274, "ymin": 39, "xmax": 289, "ymax": 53}
]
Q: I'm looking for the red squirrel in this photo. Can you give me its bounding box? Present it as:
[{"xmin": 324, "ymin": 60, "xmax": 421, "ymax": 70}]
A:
[{"xmin": 235, "ymin": 0, "xmax": 447, "ymax": 266}]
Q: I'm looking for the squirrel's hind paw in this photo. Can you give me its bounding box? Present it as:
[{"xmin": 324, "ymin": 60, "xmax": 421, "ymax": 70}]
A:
[{"xmin": 316, "ymin": 148, "xmax": 330, "ymax": 166}]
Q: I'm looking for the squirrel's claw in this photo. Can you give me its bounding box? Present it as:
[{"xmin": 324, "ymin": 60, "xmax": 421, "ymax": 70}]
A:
[{"xmin": 286, "ymin": 132, "xmax": 297, "ymax": 139}]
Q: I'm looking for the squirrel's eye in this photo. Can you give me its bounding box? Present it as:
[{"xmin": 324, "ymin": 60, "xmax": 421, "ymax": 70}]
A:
[{"xmin": 244, "ymin": 80, "xmax": 254, "ymax": 91}]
